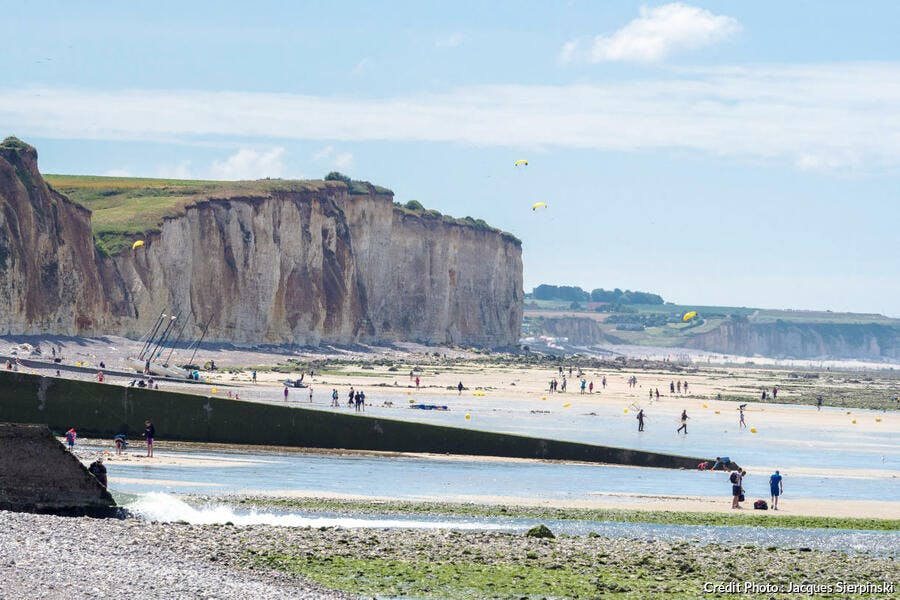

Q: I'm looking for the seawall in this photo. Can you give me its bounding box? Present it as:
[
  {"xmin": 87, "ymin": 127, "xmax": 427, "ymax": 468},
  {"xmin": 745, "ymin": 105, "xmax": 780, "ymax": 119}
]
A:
[
  {"xmin": 0, "ymin": 422, "xmax": 116, "ymax": 516},
  {"xmin": 0, "ymin": 371, "xmax": 719, "ymax": 470}
]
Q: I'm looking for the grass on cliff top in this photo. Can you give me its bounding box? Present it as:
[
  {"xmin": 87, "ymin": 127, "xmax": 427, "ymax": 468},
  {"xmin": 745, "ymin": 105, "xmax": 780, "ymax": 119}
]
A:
[{"xmin": 43, "ymin": 174, "xmax": 519, "ymax": 255}]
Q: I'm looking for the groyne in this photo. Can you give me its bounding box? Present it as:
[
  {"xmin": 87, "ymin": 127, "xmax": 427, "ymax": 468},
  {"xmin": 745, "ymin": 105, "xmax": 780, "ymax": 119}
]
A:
[
  {"xmin": 0, "ymin": 371, "xmax": 726, "ymax": 470},
  {"xmin": 0, "ymin": 422, "xmax": 116, "ymax": 516}
]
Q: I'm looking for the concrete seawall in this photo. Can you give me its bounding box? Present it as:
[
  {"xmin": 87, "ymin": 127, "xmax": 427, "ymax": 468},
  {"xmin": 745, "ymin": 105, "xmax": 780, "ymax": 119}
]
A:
[
  {"xmin": 0, "ymin": 371, "xmax": 723, "ymax": 470},
  {"xmin": 0, "ymin": 422, "xmax": 116, "ymax": 516}
]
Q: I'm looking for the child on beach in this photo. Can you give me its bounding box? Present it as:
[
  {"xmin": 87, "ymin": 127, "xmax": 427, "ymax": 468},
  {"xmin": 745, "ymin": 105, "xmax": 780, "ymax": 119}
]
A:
[
  {"xmin": 65, "ymin": 428, "xmax": 77, "ymax": 451},
  {"xmin": 143, "ymin": 420, "xmax": 155, "ymax": 458}
]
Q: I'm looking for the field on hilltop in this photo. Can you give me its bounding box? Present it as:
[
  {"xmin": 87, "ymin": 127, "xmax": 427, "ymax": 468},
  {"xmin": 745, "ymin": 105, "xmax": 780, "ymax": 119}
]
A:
[{"xmin": 44, "ymin": 174, "xmax": 516, "ymax": 256}]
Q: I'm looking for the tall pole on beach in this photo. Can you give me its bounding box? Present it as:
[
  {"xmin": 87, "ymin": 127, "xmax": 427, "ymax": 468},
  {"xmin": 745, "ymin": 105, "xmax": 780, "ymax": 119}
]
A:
[
  {"xmin": 164, "ymin": 316, "xmax": 191, "ymax": 366},
  {"xmin": 138, "ymin": 312, "xmax": 166, "ymax": 360},
  {"xmin": 187, "ymin": 316, "xmax": 213, "ymax": 369}
]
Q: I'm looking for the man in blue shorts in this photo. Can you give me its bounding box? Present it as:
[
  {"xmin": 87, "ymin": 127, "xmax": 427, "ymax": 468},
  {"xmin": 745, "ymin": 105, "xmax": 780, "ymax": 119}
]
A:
[{"xmin": 769, "ymin": 470, "xmax": 783, "ymax": 510}]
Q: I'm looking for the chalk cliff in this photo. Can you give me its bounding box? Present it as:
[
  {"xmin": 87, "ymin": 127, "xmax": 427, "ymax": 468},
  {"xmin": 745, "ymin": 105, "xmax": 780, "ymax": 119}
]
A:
[
  {"xmin": 0, "ymin": 138, "xmax": 523, "ymax": 347},
  {"xmin": 0, "ymin": 138, "xmax": 113, "ymax": 334},
  {"xmin": 683, "ymin": 318, "xmax": 900, "ymax": 361}
]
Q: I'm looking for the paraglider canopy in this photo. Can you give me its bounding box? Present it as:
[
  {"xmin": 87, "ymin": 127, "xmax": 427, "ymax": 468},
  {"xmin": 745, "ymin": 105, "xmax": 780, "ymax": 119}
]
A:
[
  {"xmin": 514, "ymin": 159, "xmax": 528, "ymax": 167},
  {"xmin": 683, "ymin": 311, "xmax": 698, "ymax": 322},
  {"xmin": 131, "ymin": 240, "xmax": 145, "ymax": 250},
  {"xmin": 531, "ymin": 202, "xmax": 547, "ymax": 211}
]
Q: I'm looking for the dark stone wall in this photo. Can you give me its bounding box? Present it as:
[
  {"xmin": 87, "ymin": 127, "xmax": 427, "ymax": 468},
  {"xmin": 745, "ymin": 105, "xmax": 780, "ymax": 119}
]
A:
[
  {"xmin": 0, "ymin": 422, "xmax": 116, "ymax": 516},
  {"xmin": 0, "ymin": 370, "xmax": 717, "ymax": 470}
]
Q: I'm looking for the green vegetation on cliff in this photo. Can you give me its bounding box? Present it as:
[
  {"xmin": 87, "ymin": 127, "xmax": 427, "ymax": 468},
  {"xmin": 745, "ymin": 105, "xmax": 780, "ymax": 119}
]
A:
[{"xmin": 44, "ymin": 174, "xmax": 518, "ymax": 255}]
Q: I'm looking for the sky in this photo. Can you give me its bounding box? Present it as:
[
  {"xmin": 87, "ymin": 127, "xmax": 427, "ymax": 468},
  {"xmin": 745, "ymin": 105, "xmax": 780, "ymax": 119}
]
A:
[{"xmin": 2, "ymin": 1, "xmax": 899, "ymax": 316}]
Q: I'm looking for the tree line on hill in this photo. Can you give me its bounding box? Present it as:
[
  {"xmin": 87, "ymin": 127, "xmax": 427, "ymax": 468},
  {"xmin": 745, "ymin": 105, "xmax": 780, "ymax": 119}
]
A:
[{"xmin": 529, "ymin": 284, "xmax": 664, "ymax": 305}]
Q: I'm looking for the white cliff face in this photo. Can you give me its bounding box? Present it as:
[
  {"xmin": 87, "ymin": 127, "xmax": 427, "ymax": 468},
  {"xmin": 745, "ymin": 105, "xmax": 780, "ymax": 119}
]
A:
[
  {"xmin": 0, "ymin": 144, "xmax": 111, "ymax": 335},
  {"xmin": 112, "ymin": 189, "xmax": 524, "ymax": 347}
]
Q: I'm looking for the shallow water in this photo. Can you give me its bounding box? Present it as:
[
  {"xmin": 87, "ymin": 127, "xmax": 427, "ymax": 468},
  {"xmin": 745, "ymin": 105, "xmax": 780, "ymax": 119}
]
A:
[
  {"xmin": 102, "ymin": 445, "xmax": 895, "ymax": 503},
  {"xmin": 122, "ymin": 492, "xmax": 899, "ymax": 556}
]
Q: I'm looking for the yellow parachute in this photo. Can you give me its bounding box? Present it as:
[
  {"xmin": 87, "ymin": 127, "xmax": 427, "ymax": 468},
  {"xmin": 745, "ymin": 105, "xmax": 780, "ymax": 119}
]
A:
[
  {"xmin": 532, "ymin": 202, "xmax": 547, "ymax": 211},
  {"xmin": 514, "ymin": 159, "xmax": 528, "ymax": 167},
  {"xmin": 132, "ymin": 240, "xmax": 145, "ymax": 250},
  {"xmin": 683, "ymin": 311, "xmax": 698, "ymax": 322}
]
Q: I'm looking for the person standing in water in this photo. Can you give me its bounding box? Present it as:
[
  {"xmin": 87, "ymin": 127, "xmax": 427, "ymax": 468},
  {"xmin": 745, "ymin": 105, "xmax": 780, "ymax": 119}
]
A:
[
  {"xmin": 143, "ymin": 420, "xmax": 155, "ymax": 458},
  {"xmin": 769, "ymin": 470, "xmax": 783, "ymax": 510},
  {"xmin": 636, "ymin": 409, "xmax": 645, "ymax": 432},
  {"xmin": 676, "ymin": 410, "xmax": 689, "ymax": 434}
]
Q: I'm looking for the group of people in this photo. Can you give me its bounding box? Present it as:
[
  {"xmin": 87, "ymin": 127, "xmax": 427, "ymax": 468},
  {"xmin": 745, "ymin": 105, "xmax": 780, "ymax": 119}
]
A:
[
  {"xmin": 730, "ymin": 468, "xmax": 784, "ymax": 510},
  {"xmin": 669, "ymin": 380, "xmax": 689, "ymax": 394}
]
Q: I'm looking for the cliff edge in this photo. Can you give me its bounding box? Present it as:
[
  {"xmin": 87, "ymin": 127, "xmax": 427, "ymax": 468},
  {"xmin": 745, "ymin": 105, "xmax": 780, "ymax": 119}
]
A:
[{"xmin": 1, "ymin": 138, "xmax": 523, "ymax": 348}]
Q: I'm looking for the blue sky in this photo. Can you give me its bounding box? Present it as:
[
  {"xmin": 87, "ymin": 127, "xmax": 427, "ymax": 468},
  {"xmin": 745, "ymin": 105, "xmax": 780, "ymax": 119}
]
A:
[{"xmin": 3, "ymin": 1, "xmax": 899, "ymax": 315}]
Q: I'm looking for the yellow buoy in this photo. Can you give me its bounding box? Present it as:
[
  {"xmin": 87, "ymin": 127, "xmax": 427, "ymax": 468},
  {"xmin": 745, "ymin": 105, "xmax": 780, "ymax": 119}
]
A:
[
  {"xmin": 211, "ymin": 387, "xmax": 218, "ymax": 394},
  {"xmin": 846, "ymin": 411, "xmax": 851, "ymax": 415},
  {"xmin": 750, "ymin": 428, "xmax": 757, "ymax": 433},
  {"xmin": 407, "ymin": 391, "xmax": 411, "ymax": 395},
  {"xmin": 875, "ymin": 418, "xmax": 882, "ymax": 422},
  {"xmin": 541, "ymin": 396, "xmax": 547, "ymax": 401},
  {"xmin": 409, "ymin": 398, "xmax": 415, "ymax": 404},
  {"xmin": 623, "ymin": 408, "xmax": 628, "ymax": 414},
  {"xmin": 852, "ymin": 419, "xmax": 857, "ymax": 424},
  {"xmin": 465, "ymin": 414, "xmax": 471, "ymax": 420},
  {"xmin": 715, "ymin": 410, "xmax": 721, "ymax": 414},
  {"xmin": 563, "ymin": 403, "xmax": 571, "ymax": 408},
  {"xmin": 702, "ymin": 404, "xmax": 708, "ymax": 408}
]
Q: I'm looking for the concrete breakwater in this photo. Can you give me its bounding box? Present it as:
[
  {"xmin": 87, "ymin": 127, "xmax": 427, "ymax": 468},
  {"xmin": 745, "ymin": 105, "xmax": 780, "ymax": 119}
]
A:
[
  {"xmin": 0, "ymin": 371, "xmax": 727, "ymax": 470},
  {"xmin": 0, "ymin": 422, "xmax": 116, "ymax": 516}
]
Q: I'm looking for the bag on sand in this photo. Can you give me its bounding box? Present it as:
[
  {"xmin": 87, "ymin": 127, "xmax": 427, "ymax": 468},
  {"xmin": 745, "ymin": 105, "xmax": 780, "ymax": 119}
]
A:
[
  {"xmin": 738, "ymin": 491, "xmax": 746, "ymax": 502},
  {"xmin": 754, "ymin": 500, "xmax": 768, "ymax": 510}
]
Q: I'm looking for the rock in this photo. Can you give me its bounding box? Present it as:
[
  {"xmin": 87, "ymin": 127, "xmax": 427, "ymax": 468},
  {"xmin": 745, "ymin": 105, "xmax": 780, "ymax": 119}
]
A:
[{"xmin": 525, "ymin": 524, "xmax": 555, "ymax": 539}]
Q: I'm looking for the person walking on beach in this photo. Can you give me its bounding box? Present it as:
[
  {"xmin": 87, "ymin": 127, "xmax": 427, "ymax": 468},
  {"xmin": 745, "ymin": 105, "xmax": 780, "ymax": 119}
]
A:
[
  {"xmin": 308, "ymin": 386, "xmax": 314, "ymax": 403},
  {"xmin": 649, "ymin": 389, "xmax": 653, "ymax": 401},
  {"xmin": 636, "ymin": 409, "xmax": 645, "ymax": 432},
  {"xmin": 252, "ymin": 370, "xmax": 257, "ymax": 384},
  {"xmin": 359, "ymin": 390, "xmax": 366, "ymax": 412},
  {"xmin": 670, "ymin": 381, "xmax": 675, "ymax": 394},
  {"xmin": 348, "ymin": 387, "xmax": 355, "ymax": 408},
  {"xmin": 65, "ymin": 428, "xmax": 77, "ymax": 451},
  {"xmin": 676, "ymin": 410, "xmax": 689, "ymax": 434},
  {"xmin": 683, "ymin": 381, "xmax": 689, "ymax": 393},
  {"xmin": 580, "ymin": 379, "xmax": 586, "ymax": 394},
  {"xmin": 655, "ymin": 388, "xmax": 660, "ymax": 400},
  {"xmin": 458, "ymin": 381, "xmax": 464, "ymax": 395},
  {"xmin": 589, "ymin": 381, "xmax": 594, "ymax": 394},
  {"xmin": 677, "ymin": 381, "xmax": 682, "ymax": 394},
  {"xmin": 143, "ymin": 420, "xmax": 155, "ymax": 458},
  {"xmin": 730, "ymin": 469, "xmax": 743, "ymax": 509},
  {"xmin": 561, "ymin": 376, "xmax": 567, "ymax": 392},
  {"xmin": 739, "ymin": 405, "xmax": 747, "ymax": 429},
  {"xmin": 331, "ymin": 388, "xmax": 339, "ymax": 407},
  {"xmin": 602, "ymin": 376, "xmax": 607, "ymax": 389},
  {"xmin": 769, "ymin": 470, "xmax": 783, "ymax": 510},
  {"xmin": 816, "ymin": 396, "xmax": 823, "ymax": 411},
  {"xmin": 772, "ymin": 386, "xmax": 778, "ymax": 399}
]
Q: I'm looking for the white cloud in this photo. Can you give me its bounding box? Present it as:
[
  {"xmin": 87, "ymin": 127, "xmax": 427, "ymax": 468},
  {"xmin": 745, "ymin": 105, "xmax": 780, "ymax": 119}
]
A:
[
  {"xmin": 562, "ymin": 2, "xmax": 740, "ymax": 64},
  {"xmin": 313, "ymin": 145, "xmax": 354, "ymax": 170},
  {"xmin": 435, "ymin": 32, "xmax": 464, "ymax": 49},
  {"xmin": 157, "ymin": 160, "xmax": 193, "ymax": 179},
  {"xmin": 209, "ymin": 148, "xmax": 285, "ymax": 180},
  {"xmin": 3, "ymin": 61, "xmax": 900, "ymax": 173}
]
